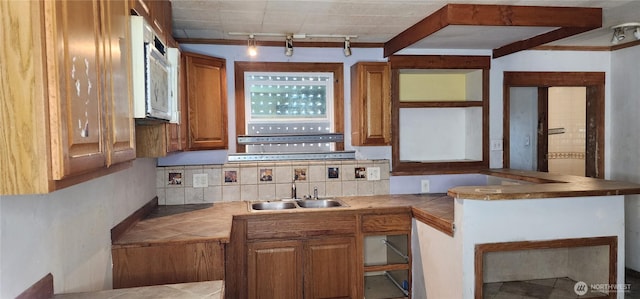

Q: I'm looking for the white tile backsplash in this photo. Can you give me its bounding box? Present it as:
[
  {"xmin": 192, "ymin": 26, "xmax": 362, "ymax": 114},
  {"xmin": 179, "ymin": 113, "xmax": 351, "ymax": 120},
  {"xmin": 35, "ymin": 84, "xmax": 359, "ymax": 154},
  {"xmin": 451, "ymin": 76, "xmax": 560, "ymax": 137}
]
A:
[{"xmin": 156, "ymin": 160, "xmax": 390, "ymax": 204}]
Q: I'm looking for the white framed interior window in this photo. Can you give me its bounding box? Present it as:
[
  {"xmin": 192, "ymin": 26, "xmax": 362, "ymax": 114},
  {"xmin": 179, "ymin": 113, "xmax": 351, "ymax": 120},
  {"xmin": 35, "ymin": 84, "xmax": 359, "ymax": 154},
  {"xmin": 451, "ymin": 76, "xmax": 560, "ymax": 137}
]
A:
[
  {"xmin": 232, "ymin": 62, "xmax": 348, "ymax": 161},
  {"xmin": 243, "ymin": 72, "xmax": 336, "ymax": 153}
]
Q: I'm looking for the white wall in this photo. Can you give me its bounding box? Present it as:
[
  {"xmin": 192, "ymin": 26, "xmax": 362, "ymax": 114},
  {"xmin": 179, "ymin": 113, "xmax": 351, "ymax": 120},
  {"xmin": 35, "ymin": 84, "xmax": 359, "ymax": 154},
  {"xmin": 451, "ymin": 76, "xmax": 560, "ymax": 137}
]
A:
[
  {"xmin": 610, "ymin": 45, "xmax": 640, "ymax": 272},
  {"xmin": 490, "ymin": 50, "xmax": 612, "ymax": 172},
  {"xmin": 0, "ymin": 158, "xmax": 157, "ymax": 298}
]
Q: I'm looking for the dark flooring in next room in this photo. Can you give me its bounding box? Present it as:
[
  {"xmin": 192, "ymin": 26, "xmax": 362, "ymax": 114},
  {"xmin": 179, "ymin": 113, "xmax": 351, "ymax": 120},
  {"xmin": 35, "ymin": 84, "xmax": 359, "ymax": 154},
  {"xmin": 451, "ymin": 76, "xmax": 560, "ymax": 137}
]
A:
[{"xmin": 484, "ymin": 270, "xmax": 640, "ymax": 299}]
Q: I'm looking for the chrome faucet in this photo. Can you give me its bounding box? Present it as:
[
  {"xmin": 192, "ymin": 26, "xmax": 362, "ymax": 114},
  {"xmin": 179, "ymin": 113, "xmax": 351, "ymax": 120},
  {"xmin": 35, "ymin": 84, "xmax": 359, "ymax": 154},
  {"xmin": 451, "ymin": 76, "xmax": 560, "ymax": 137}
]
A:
[
  {"xmin": 291, "ymin": 180, "xmax": 297, "ymax": 199},
  {"xmin": 313, "ymin": 186, "xmax": 318, "ymax": 200}
]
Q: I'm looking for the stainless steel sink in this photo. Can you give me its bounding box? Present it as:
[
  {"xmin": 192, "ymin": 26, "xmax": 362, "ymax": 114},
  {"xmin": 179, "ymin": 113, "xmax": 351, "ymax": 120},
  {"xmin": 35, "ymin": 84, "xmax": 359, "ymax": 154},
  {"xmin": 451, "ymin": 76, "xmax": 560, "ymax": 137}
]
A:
[
  {"xmin": 249, "ymin": 198, "xmax": 347, "ymax": 212},
  {"xmin": 251, "ymin": 201, "xmax": 297, "ymax": 211},
  {"xmin": 296, "ymin": 199, "xmax": 344, "ymax": 208}
]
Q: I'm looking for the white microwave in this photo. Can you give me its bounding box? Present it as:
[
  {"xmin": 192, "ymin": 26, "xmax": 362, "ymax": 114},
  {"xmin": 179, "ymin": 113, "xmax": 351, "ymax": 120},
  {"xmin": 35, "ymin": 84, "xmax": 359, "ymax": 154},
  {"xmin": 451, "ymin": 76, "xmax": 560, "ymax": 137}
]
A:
[{"xmin": 130, "ymin": 16, "xmax": 177, "ymax": 122}]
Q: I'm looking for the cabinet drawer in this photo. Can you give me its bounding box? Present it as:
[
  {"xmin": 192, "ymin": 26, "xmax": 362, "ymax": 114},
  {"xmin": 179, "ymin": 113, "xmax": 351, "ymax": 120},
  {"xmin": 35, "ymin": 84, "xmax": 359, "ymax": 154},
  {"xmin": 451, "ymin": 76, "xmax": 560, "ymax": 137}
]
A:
[
  {"xmin": 247, "ymin": 214, "xmax": 356, "ymax": 240},
  {"xmin": 361, "ymin": 213, "xmax": 411, "ymax": 233}
]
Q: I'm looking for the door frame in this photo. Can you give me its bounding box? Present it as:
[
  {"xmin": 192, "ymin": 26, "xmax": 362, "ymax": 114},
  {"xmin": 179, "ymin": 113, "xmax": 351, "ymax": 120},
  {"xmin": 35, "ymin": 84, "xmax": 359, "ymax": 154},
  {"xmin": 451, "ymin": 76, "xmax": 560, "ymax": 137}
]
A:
[{"xmin": 503, "ymin": 72, "xmax": 605, "ymax": 178}]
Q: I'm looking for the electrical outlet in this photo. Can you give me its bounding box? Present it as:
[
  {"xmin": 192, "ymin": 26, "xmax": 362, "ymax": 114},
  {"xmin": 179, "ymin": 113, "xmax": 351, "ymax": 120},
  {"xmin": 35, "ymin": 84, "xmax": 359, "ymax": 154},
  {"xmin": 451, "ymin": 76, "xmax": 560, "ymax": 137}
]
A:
[
  {"xmin": 421, "ymin": 179, "xmax": 430, "ymax": 193},
  {"xmin": 491, "ymin": 139, "xmax": 503, "ymax": 151},
  {"xmin": 367, "ymin": 167, "xmax": 380, "ymax": 181},
  {"xmin": 193, "ymin": 173, "xmax": 208, "ymax": 188}
]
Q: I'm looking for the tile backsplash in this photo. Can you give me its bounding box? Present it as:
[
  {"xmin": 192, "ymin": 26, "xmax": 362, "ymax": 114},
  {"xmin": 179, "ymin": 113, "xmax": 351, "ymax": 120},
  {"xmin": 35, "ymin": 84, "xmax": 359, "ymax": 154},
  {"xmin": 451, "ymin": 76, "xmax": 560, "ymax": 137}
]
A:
[{"xmin": 156, "ymin": 160, "xmax": 390, "ymax": 205}]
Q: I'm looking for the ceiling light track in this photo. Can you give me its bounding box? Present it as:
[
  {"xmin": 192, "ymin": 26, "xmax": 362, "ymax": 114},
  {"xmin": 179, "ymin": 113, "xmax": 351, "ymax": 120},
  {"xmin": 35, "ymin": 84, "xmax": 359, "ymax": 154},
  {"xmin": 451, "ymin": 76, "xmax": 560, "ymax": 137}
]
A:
[
  {"xmin": 610, "ymin": 22, "xmax": 640, "ymax": 44},
  {"xmin": 229, "ymin": 32, "xmax": 358, "ymax": 57}
]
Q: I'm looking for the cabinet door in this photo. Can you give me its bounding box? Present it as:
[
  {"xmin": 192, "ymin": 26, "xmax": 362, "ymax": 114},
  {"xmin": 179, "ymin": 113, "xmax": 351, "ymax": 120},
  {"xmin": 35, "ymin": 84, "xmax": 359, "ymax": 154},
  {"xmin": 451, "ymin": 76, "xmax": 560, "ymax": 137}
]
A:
[
  {"xmin": 351, "ymin": 62, "xmax": 391, "ymax": 146},
  {"xmin": 304, "ymin": 237, "xmax": 357, "ymax": 299},
  {"xmin": 248, "ymin": 240, "xmax": 303, "ymax": 299},
  {"xmin": 130, "ymin": 0, "xmax": 151, "ymax": 22},
  {"xmin": 46, "ymin": 0, "xmax": 107, "ymax": 179},
  {"xmin": 184, "ymin": 52, "xmax": 228, "ymax": 150},
  {"xmin": 102, "ymin": 0, "xmax": 136, "ymax": 165}
]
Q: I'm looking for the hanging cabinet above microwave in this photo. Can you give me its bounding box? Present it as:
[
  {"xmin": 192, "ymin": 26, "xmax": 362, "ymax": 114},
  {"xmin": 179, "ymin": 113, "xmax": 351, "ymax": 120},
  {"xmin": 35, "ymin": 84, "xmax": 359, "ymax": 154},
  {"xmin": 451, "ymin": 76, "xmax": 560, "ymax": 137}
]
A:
[{"xmin": 0, "ymin": 0, "xmax": 136, "ymax": 195}]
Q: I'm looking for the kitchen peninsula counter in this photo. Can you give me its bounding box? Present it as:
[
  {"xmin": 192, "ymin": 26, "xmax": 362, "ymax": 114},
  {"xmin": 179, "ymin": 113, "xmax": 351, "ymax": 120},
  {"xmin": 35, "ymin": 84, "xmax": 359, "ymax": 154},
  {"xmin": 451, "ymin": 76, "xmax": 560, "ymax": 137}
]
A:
[
  {"xmin": 113, "ymin": 169, "xmax": 640, "ymax": 248},
  {"xmin": 450, "ymin": 169, "xmax": 640, "ymax": 200},
  {"xmin": 112, "ymin": 193, "xmax": 455, "ymax": 247}
]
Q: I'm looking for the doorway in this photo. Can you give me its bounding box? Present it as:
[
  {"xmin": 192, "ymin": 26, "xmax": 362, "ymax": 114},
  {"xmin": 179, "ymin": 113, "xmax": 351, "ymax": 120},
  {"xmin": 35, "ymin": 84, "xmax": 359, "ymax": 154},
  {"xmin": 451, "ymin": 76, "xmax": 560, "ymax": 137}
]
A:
[{"xmin": 503, "ymin": 72, "xmax": 605, "ymax": 179}]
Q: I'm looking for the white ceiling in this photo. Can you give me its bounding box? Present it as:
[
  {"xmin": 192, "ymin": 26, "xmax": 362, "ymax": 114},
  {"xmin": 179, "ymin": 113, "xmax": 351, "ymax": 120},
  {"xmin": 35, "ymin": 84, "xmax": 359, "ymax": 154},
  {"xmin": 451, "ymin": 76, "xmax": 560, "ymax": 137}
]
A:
[{"xmin": 171, "ymin": 0, "xmax": 640, "ymax": 48}]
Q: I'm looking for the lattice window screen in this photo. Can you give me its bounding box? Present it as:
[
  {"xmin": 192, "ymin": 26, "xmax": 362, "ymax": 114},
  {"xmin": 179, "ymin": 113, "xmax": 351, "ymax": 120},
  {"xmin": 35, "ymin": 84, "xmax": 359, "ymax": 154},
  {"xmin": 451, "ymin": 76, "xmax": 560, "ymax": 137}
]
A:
[{"xmin": 244, "ymin": 72, "xmax": 335, "ymax": 153}]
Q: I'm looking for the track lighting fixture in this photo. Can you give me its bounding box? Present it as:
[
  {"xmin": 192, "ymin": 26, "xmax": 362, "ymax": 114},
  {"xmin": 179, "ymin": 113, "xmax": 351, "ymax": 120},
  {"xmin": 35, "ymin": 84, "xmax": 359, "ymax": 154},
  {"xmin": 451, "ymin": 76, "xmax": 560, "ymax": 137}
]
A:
[
  {"xmin": 229, "ymin": 32, "xmax": 358, "ymax": 56},
  {"xmin": 247, "ymin": 34, "xmax": 257, "ymax": 57},
  {"xmin": 285, "ymin": 35, "xmax": 294, "ymax": 57},
  {"xmin": 611, "ymin": 28, "xmax": 625, "ymax": 44},
  {"xmin": 343, "ymin": 37, "xmax": 352, "ymax": 57},
  {"xmin": 610, "ymin": 22, "xmax": 640, "ymax": 45}
]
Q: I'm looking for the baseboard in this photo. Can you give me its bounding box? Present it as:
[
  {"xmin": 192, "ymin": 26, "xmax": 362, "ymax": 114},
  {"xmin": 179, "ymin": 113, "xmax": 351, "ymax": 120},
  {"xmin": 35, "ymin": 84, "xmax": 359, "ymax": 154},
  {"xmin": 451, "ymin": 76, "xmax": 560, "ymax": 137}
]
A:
[
  {"xmin": 16, "ymin": 273, "xmax": 53, "ymax": 299},
  {"xmin": 111, "ymin": 196, "xmax": 158, "ymax": 242}
]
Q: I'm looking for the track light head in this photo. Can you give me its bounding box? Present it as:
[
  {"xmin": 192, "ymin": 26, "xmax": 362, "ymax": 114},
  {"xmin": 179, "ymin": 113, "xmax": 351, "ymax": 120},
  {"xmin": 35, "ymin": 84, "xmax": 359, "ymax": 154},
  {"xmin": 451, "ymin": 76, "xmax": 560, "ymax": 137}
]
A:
[
  {"xmin": 343, "ymin": 37, "xmax": 352, "ymax": 57},
  {"xmin": 611, "ymin": 22, "xmax": 640, "ymax": 44},
  {"xmin": 285, "ymin": 34, "xmax": 294, "ymax": 57},
  {"xmin": 247, "ymin": 35, "xmax": 257, "ymax": 57}
]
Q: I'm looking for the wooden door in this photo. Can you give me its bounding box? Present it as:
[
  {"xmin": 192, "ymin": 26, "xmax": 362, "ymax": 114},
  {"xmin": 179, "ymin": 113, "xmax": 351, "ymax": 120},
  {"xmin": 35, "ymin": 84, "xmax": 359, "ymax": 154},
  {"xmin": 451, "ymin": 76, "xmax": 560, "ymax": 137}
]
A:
[
  {"xmin": 351, "ymin": 62, "xmax": 391, "ymax": 146},
  {"xmin": 536, "ymin": 87, "xmax": 549, "ymax": 173},
  {"xmin": 247, "ymin": 240, "xmax": 303, "ymax": 299},
  {"xmin": 184, "ymin": 52, "xmax": 228, "ymax": 150},
  {"xmin": 101, "ymin": 0, "xmax": 136, "ymax": 166},
  {"xmin": 46, "ymin": 0, "xmax": 107, "ymax": 179},
  {"xmin": 304, "ymin": 237, "xmax": 357, "ymax": 299}
]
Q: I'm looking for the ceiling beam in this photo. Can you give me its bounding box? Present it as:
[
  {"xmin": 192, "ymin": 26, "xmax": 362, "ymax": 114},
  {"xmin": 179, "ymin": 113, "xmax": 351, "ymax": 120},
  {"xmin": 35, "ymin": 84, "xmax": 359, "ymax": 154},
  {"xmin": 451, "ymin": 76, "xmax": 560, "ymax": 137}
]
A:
[
  {"xmin": 493, "ymin": 27, "xmax": 597, "ymax": 58},
  {"xmin": 383, "ymin": 4, "xmax": 602, "ymax": 58}
]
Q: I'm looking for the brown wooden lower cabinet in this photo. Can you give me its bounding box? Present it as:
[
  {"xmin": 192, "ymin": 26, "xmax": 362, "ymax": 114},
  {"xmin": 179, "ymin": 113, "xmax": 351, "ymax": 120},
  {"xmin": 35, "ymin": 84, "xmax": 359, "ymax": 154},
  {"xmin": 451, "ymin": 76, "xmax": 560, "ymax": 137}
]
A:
[
  {"xmin": 246, "ymin": 236, "xmax": 356, "ymax": 299},
  {"xmin": 112, "ymin": 241, "xmax": 224, "ymax": 289},
  {"xmin": 247, "ymin": 240, "xmax": 303, "ymax": 299},
  {"xmin": 304, "ymin": 237, "xmax": 357, "ymax": 299}
]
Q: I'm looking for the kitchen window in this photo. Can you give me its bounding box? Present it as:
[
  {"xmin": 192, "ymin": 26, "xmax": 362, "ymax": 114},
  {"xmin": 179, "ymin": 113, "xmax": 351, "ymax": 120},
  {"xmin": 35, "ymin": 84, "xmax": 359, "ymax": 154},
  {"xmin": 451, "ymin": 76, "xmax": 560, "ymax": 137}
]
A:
[
  {"xmin": 244, "ymin": 72, "xmax": 334, "ymax": 153},
  {"xmin": 233, "ymin": 62, "xmax": 347, "ymax": 160}
]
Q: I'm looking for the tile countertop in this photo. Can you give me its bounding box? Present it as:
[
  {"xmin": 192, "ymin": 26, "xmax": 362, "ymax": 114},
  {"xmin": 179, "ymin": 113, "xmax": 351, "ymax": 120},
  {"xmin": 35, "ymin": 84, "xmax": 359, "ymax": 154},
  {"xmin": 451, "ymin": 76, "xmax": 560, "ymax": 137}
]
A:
[
  {"xmin": 53, "ymin": 280, "xmax": 224, "ymax": 299},
  {"xmin": 112, "ymin": 193, "xmax": 455, "ymax": 247},
  {"xmin": 450, "ymin": 169, "xmax": 640, "ymax": 200},
  {"xmin": 112, "ymin": 169, "xmax": 640, "ymax": 248}
]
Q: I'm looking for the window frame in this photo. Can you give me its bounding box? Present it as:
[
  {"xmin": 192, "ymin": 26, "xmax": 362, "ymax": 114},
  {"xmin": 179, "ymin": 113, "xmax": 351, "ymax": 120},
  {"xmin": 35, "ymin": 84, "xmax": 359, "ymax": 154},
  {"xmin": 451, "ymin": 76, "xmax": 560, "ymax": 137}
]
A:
[{"xmin": 234, "ymin": 62, "xmax": 344, "ymax": 153}]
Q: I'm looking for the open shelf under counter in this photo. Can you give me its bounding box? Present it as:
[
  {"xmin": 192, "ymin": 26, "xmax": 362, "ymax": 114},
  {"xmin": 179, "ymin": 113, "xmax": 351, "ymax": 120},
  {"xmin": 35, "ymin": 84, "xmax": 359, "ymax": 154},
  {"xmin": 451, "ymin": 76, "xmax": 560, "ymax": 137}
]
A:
[{"xmin": 364, "ymin": 271, "xmax": 409, "ymax": 299}]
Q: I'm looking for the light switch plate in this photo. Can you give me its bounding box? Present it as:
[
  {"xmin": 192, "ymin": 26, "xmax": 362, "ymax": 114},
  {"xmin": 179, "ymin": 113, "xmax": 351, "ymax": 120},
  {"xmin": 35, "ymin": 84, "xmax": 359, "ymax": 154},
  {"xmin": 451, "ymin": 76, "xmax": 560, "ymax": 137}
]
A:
[
  {"xmin": 367, "ymin": 167, "xmax": 380, "ymax": 181},
  {"xmin": 421, "ymin": 179, "xmax": 430, "ymax": 193},
  {"xmin": 490, "ymin": 139, "xmax": 503, "ymax": 151},
  {"xmin": 193, "ymin": 173, "xmax": 208, "ymax": 188}
]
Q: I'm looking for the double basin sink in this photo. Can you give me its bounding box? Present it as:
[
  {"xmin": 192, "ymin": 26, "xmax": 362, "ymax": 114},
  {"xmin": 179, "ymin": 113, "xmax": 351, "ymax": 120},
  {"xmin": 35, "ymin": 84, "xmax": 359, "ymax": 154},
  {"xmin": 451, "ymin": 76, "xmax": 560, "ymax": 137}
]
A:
[{"xmin": 250, "ymin": 198, "xmax": 347, "ymax": 211}]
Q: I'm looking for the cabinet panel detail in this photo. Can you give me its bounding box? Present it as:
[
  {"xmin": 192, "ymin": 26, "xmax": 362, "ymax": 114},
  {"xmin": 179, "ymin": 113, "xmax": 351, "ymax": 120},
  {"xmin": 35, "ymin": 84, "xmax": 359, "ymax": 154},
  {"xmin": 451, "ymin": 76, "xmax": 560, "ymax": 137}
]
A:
[
  {"xmin": 247, "ymin": 240, "xmax": 303, "ymax": 299},
  {"xmin": 304, "ymin": 237, "xmax": 357, "ymax": 299},
  {"xmin": 184, "ymin": 52, "xmax": 228, "ymax": 150},
  {"xmin": 362, "ymin": 213, "xmax": 411, "ymax": 233},
  {"xmin": 247, "ymin": 214, "xmax": 356, "ymax": 240},
  {"xmin": 351, "ymin": 62, "xmax": 391, "ymax": 146},
  {"xmin": 112, "ymin": 242, "xmax": 224, "ymax": 289}
]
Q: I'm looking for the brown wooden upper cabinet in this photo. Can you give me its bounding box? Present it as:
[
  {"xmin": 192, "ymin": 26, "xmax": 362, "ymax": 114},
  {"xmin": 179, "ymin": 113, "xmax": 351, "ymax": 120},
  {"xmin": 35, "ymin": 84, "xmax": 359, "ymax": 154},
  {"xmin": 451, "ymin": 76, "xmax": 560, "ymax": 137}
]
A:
[
  {"xmin": 130, "ymin": 0, "xmax": 173, "ymax": 44},
  {"xmin": 0, "ymin": 0, "xmax": 135, "ymax": 195},
  {"xmin": 184, "ymin": 52, "xmax": 228, "ymax": 150},
  {"xmin": 351, "ymin": 62, "xmax": 391, "ymax": 146}
]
